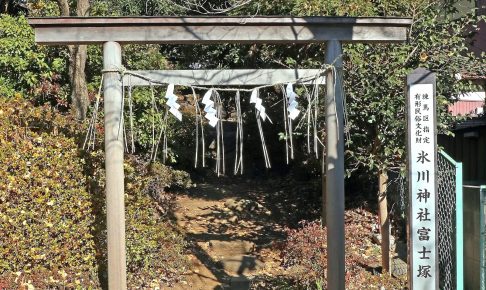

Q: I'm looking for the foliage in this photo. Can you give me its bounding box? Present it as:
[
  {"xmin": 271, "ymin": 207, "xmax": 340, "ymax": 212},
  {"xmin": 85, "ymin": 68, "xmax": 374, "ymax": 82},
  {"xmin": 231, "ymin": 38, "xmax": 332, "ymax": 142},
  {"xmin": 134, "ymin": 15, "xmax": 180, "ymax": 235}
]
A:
[
  {"xmin": 85, "ymin": 151, "xmax": 190, "ymax": 288},
  {"xmin": 281, "ymin": 209, "xmax": 407, "ymax": 289},
  {"xmin": 231, "ymin": 0, "xmax": 485, "ymax": 177},
  {"xmin": 0, "ymin": 96, "xmax": 99, "ymax": 288},
  {"xmin": 250, "ymin": 274, "xmax": 300, "ymax": 290},
  {"xmin": 0, "ymin": 96, "xmax": 190, "ymax": 288},
  {"xmin": 125, "ymin": 162, "xmax": 189, "ymax": 287},
  {"xmin": 125, "ymin": 159, "xmax": 190, "ymax": 287},
  {"xmin": 28, "ymin": 0, "xmax": 62, "ymax": 16},
  {"xmin": 282, "ymin": 221, "xmax": 327, "ymax": 288},
  {"xmin": 19, "ymin": 0, "xmax": 486, "ymax": 176},
  {"xmin": 144, "ymin": 0, "xmax": 485, "ymax": 178},
  {"xmin": 237, "ymin": 0, "xmax": 408, "ymax": 16},
  {"xmin": 82, "ymin": 116, "xmax": 192, "ymax": 287},
  {"xmin": 0, "ymin": 11, "xmax": 192, "ymax": 287},
  {"xmin": 344, "ymin": 1, "xmax": 485, "ymax": 174},
  {"xmin": 0, "ymin": 15, "xmax": 67, "ymax": 103},
  {"xmin": 0, "ymin": 0, "xmax": 483, "ymax": 287},
  {"xmin": 90, "ymin": 0, "xmax": 182, "ymax": 16}
]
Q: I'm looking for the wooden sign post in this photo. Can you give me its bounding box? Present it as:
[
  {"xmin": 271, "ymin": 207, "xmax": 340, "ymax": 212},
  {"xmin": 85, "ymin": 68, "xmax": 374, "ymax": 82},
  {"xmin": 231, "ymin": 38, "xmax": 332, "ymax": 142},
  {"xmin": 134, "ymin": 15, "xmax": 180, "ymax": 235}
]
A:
[{"xmin": 407, "ymin": 68, "xmax": 438, "ymax": 290}]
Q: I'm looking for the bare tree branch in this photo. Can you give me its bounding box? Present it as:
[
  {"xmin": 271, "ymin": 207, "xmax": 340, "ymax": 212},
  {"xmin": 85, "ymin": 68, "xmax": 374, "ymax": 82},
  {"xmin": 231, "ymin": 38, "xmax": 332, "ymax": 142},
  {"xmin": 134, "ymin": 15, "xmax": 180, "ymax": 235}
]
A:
[{"xmin": 167, "ymin": 0, "xmax": 253, "ymax": 15}]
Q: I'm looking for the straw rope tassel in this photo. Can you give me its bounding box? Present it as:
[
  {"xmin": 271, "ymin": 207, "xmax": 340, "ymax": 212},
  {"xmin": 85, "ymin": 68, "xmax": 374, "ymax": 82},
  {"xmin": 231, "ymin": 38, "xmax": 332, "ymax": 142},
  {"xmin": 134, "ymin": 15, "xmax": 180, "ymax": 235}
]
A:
[
  {"xmin": 253, "ymin": 89, "xmax": 271, "ymax": 168},
  {"xmin": 121, "ymin": 78, "xmax": 129, "ymax": 152},
  {"xmin": 313, "ymin": 80, "xmax": 319, "ymax": 159},
  {"xmin": 193, "ymin": 88, "xmax": 200, "ymax": 168},
  {"xmin": 214, "ymin": 91, "xmax": 225, "ymax": 176},
  {"xmin": 127, "ymin": 76, "xmax": 136, "ymax": 153},
  {"xmin": 281, "ymin": 85, "xmax": 290, "ymax": 164},
  {"xmin": 234, "ymin": 90, "xmax": 244, "ymax": 175},
  {"xmin": 83, "ymin": 75, "xmax": 104, "ymax": 150},
  {"xmin": 149, "ymin": 83, "xmax": 156, "ymax": 160}
]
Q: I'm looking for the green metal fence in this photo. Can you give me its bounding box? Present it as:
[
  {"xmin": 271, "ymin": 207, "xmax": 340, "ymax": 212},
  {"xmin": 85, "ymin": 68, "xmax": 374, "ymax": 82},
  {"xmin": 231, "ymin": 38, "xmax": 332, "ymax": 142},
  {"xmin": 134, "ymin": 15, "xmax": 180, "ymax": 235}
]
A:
[
  {"xmin": 437, "ymin": 150, "xmax": 464, "ymax": 290},
  {"xmin": 463, "ymin": 185, "xmax": 485, "ymax": 290}
]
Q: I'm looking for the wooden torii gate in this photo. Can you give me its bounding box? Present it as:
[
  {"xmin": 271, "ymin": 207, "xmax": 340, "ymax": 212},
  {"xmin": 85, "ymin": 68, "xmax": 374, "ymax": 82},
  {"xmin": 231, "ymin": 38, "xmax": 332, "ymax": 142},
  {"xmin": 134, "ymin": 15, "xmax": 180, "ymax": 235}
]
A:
[{"xmin": 29, "ymin": 16, "xmax": 411, "ymax": 290}]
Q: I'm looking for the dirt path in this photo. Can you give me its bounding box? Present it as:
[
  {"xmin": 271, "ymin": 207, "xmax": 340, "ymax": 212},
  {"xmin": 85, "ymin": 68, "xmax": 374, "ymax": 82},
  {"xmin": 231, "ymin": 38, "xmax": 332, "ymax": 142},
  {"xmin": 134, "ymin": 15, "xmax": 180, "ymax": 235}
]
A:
[
  {"xmin": 168, "ymin": 177, "xmax": 320, "ymax": 290},
  {"xmin": 166, "ymin": 176, "xmax": 412, "ymax": 289}
]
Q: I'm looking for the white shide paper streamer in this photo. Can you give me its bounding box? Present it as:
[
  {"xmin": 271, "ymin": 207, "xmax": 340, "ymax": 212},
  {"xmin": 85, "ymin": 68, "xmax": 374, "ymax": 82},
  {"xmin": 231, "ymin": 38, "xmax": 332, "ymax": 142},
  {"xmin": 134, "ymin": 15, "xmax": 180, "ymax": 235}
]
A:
[
  {"xmin": 286, "ymin": 83, "xmax": 300, "ymax": 120},
  {"xmin": 250, "ymin": 88, "xmax": 272, "ymax": 123},
  {"xmin": 165, "ymin": 84, "xmax": 182, "ymax": 121},
  {"xmin": 202, "ymin": 89, "xmax": 219, "ymax": 127}
]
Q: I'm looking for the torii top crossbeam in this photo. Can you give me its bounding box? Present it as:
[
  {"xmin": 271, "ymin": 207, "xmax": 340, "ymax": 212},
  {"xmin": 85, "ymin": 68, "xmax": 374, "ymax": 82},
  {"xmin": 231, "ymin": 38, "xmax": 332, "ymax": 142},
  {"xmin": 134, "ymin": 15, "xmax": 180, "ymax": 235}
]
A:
[
  {"xmin": 29, "ymin": 16, "xmax": 411, "ymax": 290},
  {"xmin": 29, "ymin": 16, "xmax": 411, "ymax": 44}
]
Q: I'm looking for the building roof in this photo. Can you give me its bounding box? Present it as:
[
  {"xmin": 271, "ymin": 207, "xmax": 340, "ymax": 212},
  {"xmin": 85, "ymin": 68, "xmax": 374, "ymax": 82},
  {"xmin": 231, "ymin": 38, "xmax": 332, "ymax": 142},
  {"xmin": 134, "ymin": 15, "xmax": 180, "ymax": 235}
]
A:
[{"xmin": 455, "ymin": 116, "xmax": 486, "ymax": 130}]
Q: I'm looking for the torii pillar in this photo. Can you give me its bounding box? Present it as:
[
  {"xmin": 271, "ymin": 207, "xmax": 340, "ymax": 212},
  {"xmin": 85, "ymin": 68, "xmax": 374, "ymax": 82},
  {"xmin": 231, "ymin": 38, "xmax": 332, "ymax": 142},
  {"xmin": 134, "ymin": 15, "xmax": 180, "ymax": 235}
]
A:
[
  {"xmin": 103, "ymin": 41, "xmax": 126, "ymax": 289},
  {"xmin": 325, "ymin": 39, "xmax": 345, "ymax": 289}
]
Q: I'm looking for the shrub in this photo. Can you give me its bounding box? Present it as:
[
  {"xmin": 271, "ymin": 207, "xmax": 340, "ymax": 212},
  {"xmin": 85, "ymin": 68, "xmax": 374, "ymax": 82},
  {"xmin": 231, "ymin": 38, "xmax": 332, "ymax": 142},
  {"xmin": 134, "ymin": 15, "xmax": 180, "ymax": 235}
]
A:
[
  {"xmin": 125, "ymin": 167, "xmax": 188, "ymax": 288},
  {"xmin": 0, "ymin": 16, "xmax": 66, "ymax": 101},
  {"xmin": 87, "ymin": 152, "xmax": 190, "ymax": 288},
  {"xmin": 0, "ymin": 97, "xmax": 99, "ymax": 288},
  {"xmin": 0, "ymin": 96, "xmax": 190, "ymax": 288},
  {"xmin": 282, "ymin": 221, "xmax": 327, "ymax": 289},
  {"xmin": 281, "ymin": 212, "xmax": 407, "ymax": 289},
  {"xmin": 250, "ymin": 274, "xmax": 301, "ymax": 290}
]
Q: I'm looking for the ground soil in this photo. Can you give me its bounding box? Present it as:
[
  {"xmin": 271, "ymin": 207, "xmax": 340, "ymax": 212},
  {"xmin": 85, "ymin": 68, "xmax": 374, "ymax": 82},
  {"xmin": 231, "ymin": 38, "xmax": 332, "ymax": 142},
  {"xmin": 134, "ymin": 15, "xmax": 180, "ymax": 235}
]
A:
[{"xmin": 167, "ymin": 176, "xmax": 407, "ymax": 290}]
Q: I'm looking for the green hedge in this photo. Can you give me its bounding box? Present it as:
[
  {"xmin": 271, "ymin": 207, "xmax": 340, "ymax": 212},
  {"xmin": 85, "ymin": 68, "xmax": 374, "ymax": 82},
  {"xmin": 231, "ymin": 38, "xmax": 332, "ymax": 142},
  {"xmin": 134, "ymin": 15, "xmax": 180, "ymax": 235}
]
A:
[
  {"xmin": 0, "ymin": 97, "xmax": 189, "ymax": 288},
  {"xmin": 88, "ymin": 153, "xmax": 190, "ymax": 288},
  {"xmin": 0, "ymin": 97, "xmax": 99, "ymax": 288}
]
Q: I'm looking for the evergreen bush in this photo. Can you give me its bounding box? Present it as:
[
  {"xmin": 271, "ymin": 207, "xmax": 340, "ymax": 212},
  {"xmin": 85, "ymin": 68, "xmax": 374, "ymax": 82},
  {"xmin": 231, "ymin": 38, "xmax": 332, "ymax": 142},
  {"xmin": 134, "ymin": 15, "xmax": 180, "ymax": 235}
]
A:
[
  {"xmin": 0, "ymin": 97, "xmax": 189, "ymax": 288},
  {"xmin": 0, "ymin": 96, "xmax": 99, "ymax": 288}
]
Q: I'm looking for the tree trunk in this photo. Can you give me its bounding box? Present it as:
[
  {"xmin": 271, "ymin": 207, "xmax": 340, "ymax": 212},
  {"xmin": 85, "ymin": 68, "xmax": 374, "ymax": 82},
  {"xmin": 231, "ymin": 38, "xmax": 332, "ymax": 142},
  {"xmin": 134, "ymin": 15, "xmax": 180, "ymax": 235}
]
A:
[
  {"xmin": 378, "ymin": 170, "xmax": 390, "ymax": 273},
  {"xmin": 56, "ymin": 0, "xmax": 69, "ymax": 15},
  {"xmin": 0, "ymin": 1, "xmax": 9, "ymax": 14},
  {"xmin": 69, "ymin": 44, "xmax": 89, "ymax": 120},
  {"xmin": 57, "ymin": 0, "xmax": 90, "ymax": 120}
]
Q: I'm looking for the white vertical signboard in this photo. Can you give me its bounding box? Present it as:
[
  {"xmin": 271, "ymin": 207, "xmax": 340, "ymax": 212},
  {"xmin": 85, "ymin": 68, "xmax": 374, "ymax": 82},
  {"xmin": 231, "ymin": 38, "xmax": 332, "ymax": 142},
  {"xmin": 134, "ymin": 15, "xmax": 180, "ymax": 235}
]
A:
[{"xmin": 407, "ymin": 68, "xmax": 438, "ymax": 290}]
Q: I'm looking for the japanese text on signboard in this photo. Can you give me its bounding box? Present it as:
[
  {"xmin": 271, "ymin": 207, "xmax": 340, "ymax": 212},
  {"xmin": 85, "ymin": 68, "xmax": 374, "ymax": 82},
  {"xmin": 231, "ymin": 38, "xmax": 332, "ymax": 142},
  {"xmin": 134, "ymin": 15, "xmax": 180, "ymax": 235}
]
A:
[{"xmin": 408, "ymin": 83, "xmax": 436, "ymax": 289}]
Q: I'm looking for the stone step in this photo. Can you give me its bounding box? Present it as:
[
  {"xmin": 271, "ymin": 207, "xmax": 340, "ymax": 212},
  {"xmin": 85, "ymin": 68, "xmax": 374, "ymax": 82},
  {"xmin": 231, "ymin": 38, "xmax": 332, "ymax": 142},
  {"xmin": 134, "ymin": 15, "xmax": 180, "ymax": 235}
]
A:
[
  {"xmin": 206, "ymin": 240, "xmax": 255, "ymax": 256},
  {"xmin": 219, "ymin": 255, "xmax": 264, "ymax": 275},
  {"xmin": 228, "ymin": 276, "xmax": 251, "ymax": 290}
]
